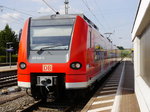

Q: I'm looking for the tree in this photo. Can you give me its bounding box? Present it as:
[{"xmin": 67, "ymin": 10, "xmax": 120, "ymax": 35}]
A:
[
  {"xmin": 117, "ymin": 46, "xmax": 124, "ymax": 50},
  {"xmin": 0, "ymin": 24, "xmax": 19, "ymax": 55}
]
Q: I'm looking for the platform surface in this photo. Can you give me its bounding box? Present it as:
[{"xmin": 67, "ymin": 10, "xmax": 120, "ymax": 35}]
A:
[
  {"xmin": 81, "ymin": 59, "xmax": 140, "ymax": 112},
  {"xmin": 0, "ymin": 65, "xmax": 17, "ymax": 72},
  {"xmin": 119, "ymin": 61, "xmax": 140, "ymax": 112}
]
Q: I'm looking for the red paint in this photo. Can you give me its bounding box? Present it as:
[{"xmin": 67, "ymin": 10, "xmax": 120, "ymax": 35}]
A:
[{"xmin": 17, "ymin": 15, "xmax": 120, "ymax": 89}]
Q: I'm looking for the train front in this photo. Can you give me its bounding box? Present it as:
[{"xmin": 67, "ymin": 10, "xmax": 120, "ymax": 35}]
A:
[{"xmin": 17, "ymin": 15, "xmax": 88, "ymax": 99}]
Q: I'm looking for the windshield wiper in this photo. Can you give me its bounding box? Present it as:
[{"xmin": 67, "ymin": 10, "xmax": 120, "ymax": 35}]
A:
[
  {"xmin": 39, "ymin": 44, "xmax": 65, "ymax": 51},
  {"xmin": 37, "ymin": 46, "xmax": 57, "ymax": 55}
]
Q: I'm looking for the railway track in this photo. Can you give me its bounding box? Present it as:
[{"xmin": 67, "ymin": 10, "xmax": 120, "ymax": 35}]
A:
[
  {"xmin": 0, "ymin": 70, "xmax": 17, "ymax": 78},
  {"xmin": 0, "ymin": 75, "xmax": 17, "ymax": 89},
  {"xmin": 0, "ymin": 69, "xmax": 17, "ymax": 89},
  {"xmin": 16, "ymin": 64, "xmax": 120, "ymax": 112},
  {"xmin": 16, "ymin": 99, "xmax": 74, "ymax": 112},
  {"xmin": 16, "ymin": 72, "xmax": 116, "ymax": 112},
  {"xmin": 16, "ymin": 81, "xmax": 107, "ymax": 112}
]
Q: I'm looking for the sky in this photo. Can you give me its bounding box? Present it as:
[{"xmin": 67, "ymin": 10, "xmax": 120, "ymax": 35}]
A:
[{"xmin": 0, "ymin": 0, "xmax": 140, "ymax": 48}]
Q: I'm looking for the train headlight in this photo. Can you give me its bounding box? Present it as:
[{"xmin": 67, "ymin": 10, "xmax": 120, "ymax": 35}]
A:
[
  {"xmin": 19, "ymin": 62, "xmax": 26, "ymax": 69},
  {"xmin": 70, "ymin": 62, "xmax": 82, "ymax": 70}
]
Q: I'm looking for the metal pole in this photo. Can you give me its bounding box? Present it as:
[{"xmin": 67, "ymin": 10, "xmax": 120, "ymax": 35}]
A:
[
  {"xmin": 64, "ymin": 0, "xmax": 69, "ymax": 14},
  {"xmin": 9, "ymin": 44, "xmax": 12, "ymax": 68},
  {"xmin": 9, "ymin": 52, "xmax": 11, "ymax": 68},
  {"xmin": 6, "ymin": 44, "xmax": 7, "ymax": 63}
]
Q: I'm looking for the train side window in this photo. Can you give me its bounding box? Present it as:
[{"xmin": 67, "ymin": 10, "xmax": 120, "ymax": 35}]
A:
[
  {"xmin": 90, "ymin": 31, "xmax": 92, "ymax": 48},
  {"xmin": 94, "ymin": 44, "xmax": 103, "ymax": 61}
]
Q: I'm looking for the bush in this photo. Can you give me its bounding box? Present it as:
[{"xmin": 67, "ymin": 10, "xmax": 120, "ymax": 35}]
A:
[
  {"xmin": 0, "ymin": 47, "xmax": 6, "ymax": 55},
  {"xmin": 12, "ymin": 55, "xmax": 18, "ymax": 62},
  {"xmin": 121, "ymin": 50, "xmax": 132, "ymax": 58},
  {"xmin": 0, "ymin": 56, "xmax": 6, "ymax": 63},
  {"xmin": 0, "ymin": 55, "xmax": 17, "ymax": 63}
]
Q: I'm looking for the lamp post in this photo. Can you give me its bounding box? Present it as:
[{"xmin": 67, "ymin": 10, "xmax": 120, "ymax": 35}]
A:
[{"xmin": 6, "ymin": 42, "xmax": 14, "ymax": 68}]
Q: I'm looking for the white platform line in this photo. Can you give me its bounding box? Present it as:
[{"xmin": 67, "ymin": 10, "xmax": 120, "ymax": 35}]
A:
[
  {"xmin": 110, "ymin": 78, "xmax": 120, "ymax": 79},
  {"xmin": 105, "ymin": 84, "xmax": 118, "ymax": 87},
  {"xmin": 87, "ymin": 106, "xmax": 112, "ymax": 112},
  {"xmin": 106, "ymin": 82, "xmax": 118, "ymax": 84},
  {"xmin": 109, "ymin": 79, "xmax": 119, "ymax": 82},
  {"xmin": 111, "ymin": 61, "xmax": 126, "ymax": 112},
  {"xmin": 97, "ymin": 93, "xmax": 116, "ymax": 98},
  {"xmin": 100, "ymin": 90, "xmax": 117, "ymax": 94},
  {"xmin": 107, "ymin": 81, "xmax": 118, "ymax": 83},
  {"xmin": 105, "ymin": 83, "xmax": 118, "ymax": 85},
  {"xmin": 107, "ymin": 80, "xmax": 118, "ymax": 82},
  {"xmin": 103, "ymin": 86, "xmax": 118, "ymax": 90},
  {"xmin": 92, "ymin": 99, "xmax": 114, "ymax": 105}
]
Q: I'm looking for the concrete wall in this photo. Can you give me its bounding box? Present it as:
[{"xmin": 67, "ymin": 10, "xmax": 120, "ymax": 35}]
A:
[{"xmin": 132, "ymin": 0, "xmax": 150, "ymax": 112}]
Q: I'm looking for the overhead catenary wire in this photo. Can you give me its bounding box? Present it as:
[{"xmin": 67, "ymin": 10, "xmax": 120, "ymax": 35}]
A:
[
  {"xmin": 0, "ymin": 6, "xmax": 27, "ymax": 22},
  {"xmin": 8, "ymin": 15, "xmax": 21, "ymax": 22},
  {"xmin": 0, "ymin": 4, "xmax": 48, "ymax": 16},
  {"xmin": 42, "ymin": 0, "xmax": 59, "ymax": 14},
  {"xmin": 0, "ymin": 13, "xmax": 24, "ymax": 24},
  {"xmin": 0, "ymin": 16, "xmax": 23, "ymax": 25},
  {"xmin": 0, "ymin": 5, "xmax": 33, "ymax": 16},
  {"xmin": 94, "ymin": 0, "xmax": 112, "ymax": 31},
  {"xmin": 81, "ymin": 0, "xmax": 106, "ymax": 31}
]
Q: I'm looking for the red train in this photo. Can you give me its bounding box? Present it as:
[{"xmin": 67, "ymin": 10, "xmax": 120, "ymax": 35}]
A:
[{"xmin": 17, "ymin": 14, "xmax": 120, "ymax": 100}]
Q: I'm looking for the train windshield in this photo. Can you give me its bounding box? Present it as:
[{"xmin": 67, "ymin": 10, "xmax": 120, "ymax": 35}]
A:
[{"xmin": 30, "ymin": 19, "xmax": 74, "ymax": 50}]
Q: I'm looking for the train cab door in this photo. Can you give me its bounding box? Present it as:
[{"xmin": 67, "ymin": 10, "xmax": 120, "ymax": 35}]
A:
[{"xmin": 87, "ymin": 26, "xmax": 94, "ymax": 67}]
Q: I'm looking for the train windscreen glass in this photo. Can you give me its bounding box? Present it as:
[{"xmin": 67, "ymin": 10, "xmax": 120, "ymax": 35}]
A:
[{"xmin": 30, "ymin": 19, "xmax": 74, "ymax": 50}]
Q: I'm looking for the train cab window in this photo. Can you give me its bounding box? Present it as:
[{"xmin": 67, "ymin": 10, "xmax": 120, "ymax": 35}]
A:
[{"xmin": 30, "ymin": 19, "xmax": 74, "ymax": 50}]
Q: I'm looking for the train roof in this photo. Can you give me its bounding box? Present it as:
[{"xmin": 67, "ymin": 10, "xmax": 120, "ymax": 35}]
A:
[{"xmin": 32, "ymin": 14, "xmax": 99, "ymax": 30}]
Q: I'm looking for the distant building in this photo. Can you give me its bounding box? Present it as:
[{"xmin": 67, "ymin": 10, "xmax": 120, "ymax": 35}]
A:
[{"xmin": 132, "ymin": 0, "xmax": 150, "ymax": 112}]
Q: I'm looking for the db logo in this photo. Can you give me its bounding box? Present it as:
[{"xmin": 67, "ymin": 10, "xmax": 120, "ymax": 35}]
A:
[{"xmin": 43, "ymin": 64, "xmax": 52, "ymax": 72}]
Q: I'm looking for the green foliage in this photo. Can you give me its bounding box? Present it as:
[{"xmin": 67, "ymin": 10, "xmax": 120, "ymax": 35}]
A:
[
  {"xmin": 121, "ymin": 49, "xmax": 132, "ymax": 58},
  {"xmin": 12, "ymin": 55, "xmax": 18, "ymax": 62},
  {"xmin": 0, "ymin": 56, "xmax": 6, "ymax": 63},
  {"xmin": 0, "ymin": 24, "xmax": 19, "ymax": 55},
  {"xmin": 0, "ymin": 55, "xmax": 17, "ymax": 63},
  {"xmin": 117, "ymin": 46, "xmax": 124, "ymax": 50}
]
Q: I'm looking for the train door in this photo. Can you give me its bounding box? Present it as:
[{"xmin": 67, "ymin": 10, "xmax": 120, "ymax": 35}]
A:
[
  {"xmin": 100, "ymin": 50, "xmax": 104, "ymax": 73},
  {"xmin": 87, "ymin": 26, "xmax": 95, "ymax": 82},
  {"xmin": 99, "ymin": 37, "xmax": 105, "ymax": 74},
  {"xmin": 87, "ymin": 26, "xmax": 94, "ymax": 67}
]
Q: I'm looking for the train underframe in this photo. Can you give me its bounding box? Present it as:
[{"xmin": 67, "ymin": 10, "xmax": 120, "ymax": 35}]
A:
[
  {"xmin": 30, "ymin": 73, "xmax": 66, "ymax": 100},
  {"xmin": 29, "ymin": 63, "xmax": 119, "ymax": 101}
]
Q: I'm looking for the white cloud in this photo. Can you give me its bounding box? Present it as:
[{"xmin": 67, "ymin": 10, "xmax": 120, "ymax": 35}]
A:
[
  {"xmin": 0, "ymin": 12, "xmax": 21, "ymax": 24},
  {"xmin": 37, "ymin": 7, "xmax": 53, "ymax": 14},
  {"xmin": 59, "ymin": 5, "xmax": 83, "ymax": 14},
  {"xmin": 31, "ymin": 0, "xmax": 42, "ymax": 2},
  {"xmin": 31, "ymin": 0, "xmax": 56, "ymax": 3},
  {"xmin": 0, "ymin": 12, "xmax": 23, "ymax": 32}
]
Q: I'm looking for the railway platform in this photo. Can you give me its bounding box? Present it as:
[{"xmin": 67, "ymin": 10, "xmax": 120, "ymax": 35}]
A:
[
  {"xmin": 81, "ymin": 59, "xmax": 140, "ymax": 112},
  {"xmin": 0, "ymin": 65, "xmax": 17, "ymax": 72}
]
